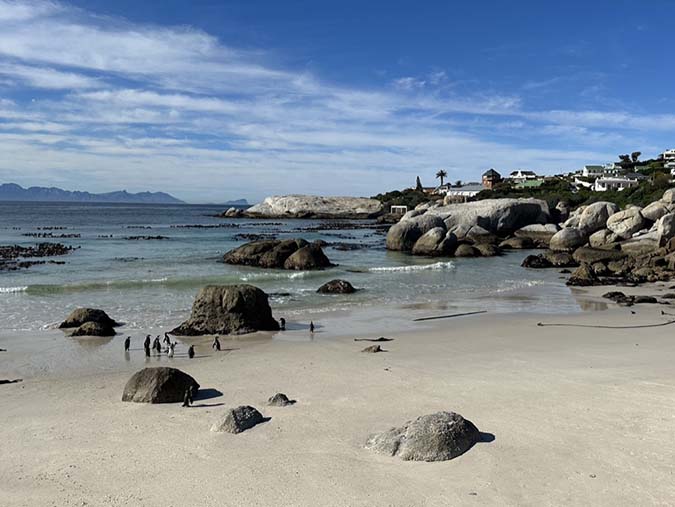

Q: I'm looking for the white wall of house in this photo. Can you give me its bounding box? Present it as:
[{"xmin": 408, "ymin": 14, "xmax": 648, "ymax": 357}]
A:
[{"xmin": 593, "ymin": 177, "xmax": 639, "ymax": 192}]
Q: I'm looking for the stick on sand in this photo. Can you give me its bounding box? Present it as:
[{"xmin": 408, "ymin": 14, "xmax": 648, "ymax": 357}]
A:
[{"xmin": 413, "ymin": 310, "xmax": 487, "ymax": 322}]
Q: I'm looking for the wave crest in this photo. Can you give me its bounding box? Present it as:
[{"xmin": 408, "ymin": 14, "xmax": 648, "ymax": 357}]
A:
[{"xmin": 369, "ymin": 261, "xmax": 455, "ymax": 272}]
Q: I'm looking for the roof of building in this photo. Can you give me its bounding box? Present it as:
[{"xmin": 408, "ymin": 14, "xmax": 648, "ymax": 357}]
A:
[
  {"xmin": 482, "ymin": 169, "xmax": 501, "ymax": 178},
  {"xmin": 510, "ymin": 170, "xmax": 536, "ymax": 176},
  {"xmin": 515, "ymin": 179, "xmax": 544, "ymax": 188},
  {"xmin": 447, "ymin": 184, "xmax": 484, "ymax": 193},
  {"xmin": 584, "ymin": 165, "xmax": 605, "ymax": 171}
]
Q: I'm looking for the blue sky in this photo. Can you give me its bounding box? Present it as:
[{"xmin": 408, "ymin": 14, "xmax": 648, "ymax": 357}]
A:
[{"xmin": 0, "ymin": 0, "xmax": 673, "ymax": 203}]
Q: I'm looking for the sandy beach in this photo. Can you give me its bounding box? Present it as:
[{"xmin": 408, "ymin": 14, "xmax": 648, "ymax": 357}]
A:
[{"xmin": 2, "ymin": 291, "xmax": 675, "ymax": 506}]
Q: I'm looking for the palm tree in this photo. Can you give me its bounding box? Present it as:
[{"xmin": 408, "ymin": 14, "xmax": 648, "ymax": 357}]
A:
[{"xmin": 435, "ymin": 169, "xmax": 448, "ymax": 186}]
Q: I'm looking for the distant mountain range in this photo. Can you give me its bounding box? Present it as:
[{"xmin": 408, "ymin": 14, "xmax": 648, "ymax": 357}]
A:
[
  {"xmin": 220, "ymin": 199, "xmax": 249, "ymax": 206},
  {"xmin": 0, "ymin": 183, "xmax": 185, "ymax": 204}
]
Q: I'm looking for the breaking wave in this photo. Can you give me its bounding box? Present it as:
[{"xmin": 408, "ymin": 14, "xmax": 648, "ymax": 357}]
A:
[
  {"xmin": 0, "ymin": 286, "xmax": 28, "ymax": 293},
  {"xmin": 369, "ymin": 261, "xmax": 455, "ymax": 272}
]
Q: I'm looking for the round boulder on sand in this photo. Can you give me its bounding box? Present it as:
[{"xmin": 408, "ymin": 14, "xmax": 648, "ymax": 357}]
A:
[
  {"xmin": 317, "ymin": 279, "xmax": 357, "ymax": 294},
  {"xmin": 59, "ymin": 308, "xmax": 118, "ymax": 329},
  {"xmin": 122, "ymin": 367, "xmax": 200, "ymax": 403},
  {"xmin": 171, "ymin": 284, "xmax": 279, "ymax": 336},
  {"xmin": 267, "ymin": 393, "xmax": 296, "ymax": 407},
  {"xmin": 549, "ymin": 227, "xmax": 587, "ymax": 251},
  {"xmin": 211, "ymin": 405, "xmax": 266, "ymax": 434},
  {"xmin": 365, "ymin": 411, "xmax": 481, "ymax": 462}
]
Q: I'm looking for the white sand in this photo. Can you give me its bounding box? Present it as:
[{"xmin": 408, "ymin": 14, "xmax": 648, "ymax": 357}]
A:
[{"xmin": 2, "ymin": 300, "xmax": 675, "ymax": 506}]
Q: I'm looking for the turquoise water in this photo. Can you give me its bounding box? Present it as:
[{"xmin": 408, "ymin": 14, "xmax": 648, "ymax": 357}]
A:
[{"xmin": 0, "ymin": 202, "xmax": 580, "ymax": 333}]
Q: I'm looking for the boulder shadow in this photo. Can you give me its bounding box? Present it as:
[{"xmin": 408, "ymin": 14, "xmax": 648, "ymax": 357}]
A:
[
  {"xmin": 195, "ymin": 388, "xmax": 223, "ymax": 401},
  {"xmin": 478, "ymin": 431, "xmax": 495, "ymax": 443}
]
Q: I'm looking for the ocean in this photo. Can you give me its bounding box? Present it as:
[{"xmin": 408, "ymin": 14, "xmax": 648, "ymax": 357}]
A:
[{"xmin": 0, "ymin": 201, "xmax": 582, "ymax": 335}]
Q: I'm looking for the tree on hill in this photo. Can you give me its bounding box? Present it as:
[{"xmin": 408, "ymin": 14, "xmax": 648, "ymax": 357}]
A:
[
  {"xmin": 435, "ymin": 169, "xmax": 447, "ymax": 186},
  {"xmin": 415, "ymin": 176, "xmax": 423, "ymax": 192},
  {"xmin": 631, "ymin": 151, "xmax": 641, "ymax": 163}
]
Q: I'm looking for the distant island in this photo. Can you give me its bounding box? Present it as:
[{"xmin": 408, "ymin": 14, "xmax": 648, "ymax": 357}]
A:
[
  {"xmin": 0, "ymin": 183, "xmax": 185, "ymax": 204},
  {"xmin": 221, "ymin": 199, "xmax": 249, "ymax": 206}
]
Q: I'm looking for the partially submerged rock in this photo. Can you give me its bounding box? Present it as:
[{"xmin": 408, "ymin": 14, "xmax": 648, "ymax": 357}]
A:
[
  {"xmin": 267, "ymin": 393, "xmax": 296, "ymax": 407},
  {"xmin": 365, "ymin": 411, "xmax": 481, "ymax": 462},
  {"xmin": 122, "ymin": 367, "xmax": 199, "ymax": 403},
  {"xmin": 171, "ymin": 284, "xmax": 279, "ymax": 336},
  {"xmin": 223, "ymin": 239, "xmax": 332, "ymax": 270},
  {"xmin": 211, "ymin": 406, "xmax": 266, "ymax": 433},
  {"xmin": 283, "ymin": 244, "xmax": 332, "ymax": 270},
  {"xmin": 70, "ymin": 321, "xmax": 116, "ymax": 337},
  {"xmin": 317, "ymin": 279, "xmax": 357, "ymax": 294},
  {"xmin": 60, "ymin": 308, "xmax": 118, "ymax": 329}
]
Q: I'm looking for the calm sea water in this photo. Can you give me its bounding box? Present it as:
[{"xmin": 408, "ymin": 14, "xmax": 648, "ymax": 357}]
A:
[{"xmin": 0, "ymin": 201, "xmax": 581, "ymax": 333}]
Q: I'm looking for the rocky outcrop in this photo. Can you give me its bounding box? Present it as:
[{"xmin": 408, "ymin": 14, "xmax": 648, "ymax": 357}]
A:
[
  {"xmin": 317, "ymin": 279, "xmax": 357, "ymax": 294},
  {"xmin": 365, "ymin": 411, "xmax": 481, "ymax": 462},
  {"xmin": 549, "ymin": 227, "xmax": 587, "ymax": 251},
  {"xmin": 122, "ymin": 367, "xmax": 199, "ymax": 403},
  {"xmin": 60, "ymin": 308, "xmax": 118, "ymax": 329},
  {"xmin": 245, "ymin": 195, "xmax": 383, "ymax": 219},
  {"xmin": 223, "ymin": 239, "xmax": 332, "ymax": 270},
  {"xmin": 606, "ymin": 208, "xmax": 647, "ymax": 239},
  {"xmin": 70, "ymin": 321, "xmax": 116, "ymax": 337},
  {"xmin": 578, "ymin": 201, "xmax": 619, "ymax": 234},
  {"xmin": 171, "ymin": 285, "xmax": 279, "ymax": 336},
  {"xmin": 211, "ymin": 406, "xmax": 266, "ymax": 433},
  {"xmin": 572, "ymin": 246, "xmax": 626, "ymax": 265},
  {"xmin": 411, "ymin": 228, "xmax": 458, "ymax": 256},
  {"xmin": 514, "ymin": 223, "xmax": 560, "ymax": 246},
  {"xmin": 386, "ymin": 214, "xmax": 446, "ymax": 251}
]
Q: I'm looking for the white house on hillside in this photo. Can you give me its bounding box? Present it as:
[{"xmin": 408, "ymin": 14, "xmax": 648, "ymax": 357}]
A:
[
  {"xmin": 593, "ymin": 176, "xmax": 640, "ymax": 192},
  {"xmin": 508, "ymin": 170, "xmax": 538, "ymax": 183},
  {"xmin": 662, "ymin": 149, "xmax": 675, "ymax": 174}
]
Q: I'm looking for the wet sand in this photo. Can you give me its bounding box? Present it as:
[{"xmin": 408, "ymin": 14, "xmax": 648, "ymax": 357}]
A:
[{"xmin": 2, "ymin": 290, "xmax": 675, "ymax": 506}]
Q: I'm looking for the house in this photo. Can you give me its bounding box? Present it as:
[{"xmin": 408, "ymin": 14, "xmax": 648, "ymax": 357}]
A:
[
  {"xmin": 390, "ymin": 205, "xmax": 408, "ymax": 215},
  {"xmin": 662, "ymin": 149, "xmax": 675, "ymax": 174},
  {"xmin": 508, "ymin": 170, "xmax": 538, "ymax": 183},
  {"xmin": 444, "ymin": 183, "xmax": 484, "ymax": 202},
  {"xmin": 581, "ymin": 165, "xmax": 606, "ymax": 178},
  {"xmin": 593, "ymin": 176, "xmax": 640, "ymax": 192},
  {"xmin": 482, "ymin": 169, "xmax": 502, "ymax": 189}
]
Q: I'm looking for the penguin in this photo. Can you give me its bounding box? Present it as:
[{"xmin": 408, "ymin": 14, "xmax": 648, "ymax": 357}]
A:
[{"xmin": 124, "ymin": 336, "xmax": 131, "ymax": 352}]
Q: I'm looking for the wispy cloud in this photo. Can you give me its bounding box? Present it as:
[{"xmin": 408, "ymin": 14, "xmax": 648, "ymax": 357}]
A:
[{"xmin": 0, "ymin": 0, "xmax": 671, "ymax": 202}]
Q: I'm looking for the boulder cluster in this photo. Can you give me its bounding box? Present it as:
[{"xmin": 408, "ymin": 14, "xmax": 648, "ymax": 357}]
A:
[
  {"xmin": 223, "ymin": 239, "xmax": 332, "ymax": 270},
  {"xmin": 385, "ymin": 198, "xmax": 552, "ymax": 258},
  {"xmin": 521, "ymin": 189, "xmax": 675, "ymax": 286},
  {"xmin": 59, "ymin": 308, "xmax": 119, "ymax": 337}
]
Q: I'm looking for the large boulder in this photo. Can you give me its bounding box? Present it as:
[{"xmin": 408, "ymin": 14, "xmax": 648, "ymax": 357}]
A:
[
  {"xmin": 661, "ymin": 188, "xmax": 675, "ymax": 205},
  {"xmin": 514, "ymin": 223, "xmax": 560, "ymax": 246},
  {"xmin": 283, "ymin": 244, "xmax": 332, "ymax": 270},
  {"xmin": 412, "ymin": 228, "xmax": 457, "ymax": 256},
  {"xmin": 211, "ymin": 406, "xmax": 266, "ymax": 434},
  {"xmin": 620, "ymin": 235, "xmax": 659, "ymax": 257},
  {"xmin": 642, "ymin": 201, "xmax": 670, "ymax": 222},
  {"xmin": 542, "ymin": 250, "xmax": 578, "ymax": 267},
  {"xmin": 606, "ymin": 208, "xmax": 647, "ymax": 239},
  {"xmin": 171, "ymin": 285, "xmax": 280, "ymax": 336},
  {"xmin": 426, "ymin": 198, "xmax": 549, "ymax": 235},
  {"xmin": 122, "ymin": 367, "xmax": 199, "ymax": 403},
  {"xmin": 500, "ymin": 237, "xmax": 535, "ymax": 249},
  {"xmin": 549, "ymin": 227, "xmax": 587, "ymax": 251},
  {"xmin": 572, "ymin": 246, "xmax": 625, "ymax": 265},
  {"xmin": 657, "ymin": 213, "xmax": 675, "ymax": 246},
  {"xmin": 589, "ymin": 229, "xmax": 619, "ymax": 248},
  {"xmin": 578, "ymin": 201, "xmax": 619, "ymax": 234},
  {"xmin": 245, "ymin": 195, "xmax": 383, "ymax": 219},
  {"xmin": 365, "ymin": 411, "xmax": 481, "ymax": 462},
  {"xmin": 566, "ymin": 264, "xmax": 598, "ymax": 286},
  {"xmin": 317, "ymin": 279, "xmax": 356, "ymax": 294},
  {"xmin": 223, "ymin": 239, "xmax": 331, "ymax": 270},
  {"xmin": 59, "ymin": 308, "xmax": 118, "ymax": 329},
  {"xmin": 454, "ymin": 244, "xmax": 480, "ymax": 257},
  {"xmin": 386, "ymin": 214, "xmax": 446, "ymax": 251},
  {"xmin": 70, "ymin": 321, "xmax": 116, "ymax": 337}
]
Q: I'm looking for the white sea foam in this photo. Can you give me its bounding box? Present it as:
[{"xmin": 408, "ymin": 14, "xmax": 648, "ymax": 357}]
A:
[
  {"xmin": 0, "ymin": 286, "xmax": 28, "ymax": 293},
  {"xmin": 369, "ymin": 261, "xmax": 455, "ymax": 272}
]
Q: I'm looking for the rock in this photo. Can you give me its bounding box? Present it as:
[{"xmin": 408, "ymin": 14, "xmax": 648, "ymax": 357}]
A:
[
  {"xmin": 361, "ymin": 345, "xmax": 384, "ymax": 353},
  {"xmin": 521, "ymin": 254, "xmax": 552, "ymax": 269},
  {"xmin": 642, "ymin": 201, "xmax": 670, "ymax": 222},
  {"xmin": 211, "ymin": 405, "xmax": 266, "ymax": 434},
  {"xmin": 661, "ymin": 188, "xmax": 675, "ymax": 205},
  {"xmin": 223, "ymin": 238, "xmax": 330, "ymax": 270},
  {"xmin": 657, "ymin": 213, "xmax": 675, "ymax": 246},
  {"xmin": 365, "ymin": 411, "xmax": 481, "ymax": 462},
  {"xmin": 245, "ymin": 195, "xmax": 383, "ymax": 219},
  {"xmin": 606, "ymin": 208, "xmax": 647, "ymax": 239},
  {"xmin": 542, "ymin": 251, "xmax": 578, "ymax": 267},
  {"xmin": 317, "ymin": 279, "xmax": 357, "ymax": 294},
  {"xmin": 572, "ymin": 246, "xmax": 626, "ymax": 265},
  {"xmin": 122, "ymin": 367, "xmax": 200, "ymax": 403},
  {"xmin": 401, "ymin": 209, "xmax": 425, "ymax": 221},
  {"xmin": 412, "ymin": 227, "xmax": 454, "ymax": 256},
  {"xmin": 634, "ymin": 295, "xmax": 658, "ymax": 304},
  {"xmin": 386, "ymin": 214, "xmax": 446, "ymax": 251},
  {"xmin": 284, "ymin": 244, "xmax": 332, "ymax": 270},
  {"xmin": 70, "ymin": 321, "xmax": 116, "ymax": 337},
  {"xmin": 474, "ymin": 243, "xmax": 501, "ymax": 257},
  {"xmin": 549, "ymin": 227, "xmax": 588, "ymax": 251},
  {"xmin": 514, "ymin": 223, "xmax": 560, "ymax": 247},
  {"xmin": 602, "ymin": 292, "xmax": 658, "ymax": 306},
  {"xmin": 566, "ymin": 264, "xmax": 598, "ymax": 286},
  {"xmin": 499, "ymin": 237, "xmax": 534, "ymax": 249},
  {"xmin": 171, "ymin": 284, "xmax": 280, "ymax": 336},
  {"xmin": 578, "ymin": 201, "xmax": 619, "ymax": 234},
  {"xmin": 620, "ymin": 236, "xmax": 659, "ymax": 257},
  {"xmin": 464, "ymin": 225, "xmax": 498, "ymax": 245},
  {"xmin": 589, "ymin": 229, "xmax": 619, "ymax": 248},
  {"xmin": 454, "ymin": 244, "xmax": 480, "ymax": 257},
  {"xmin": 267, "ymin": 393, "xmax": 296, "ymax": 407},
  {"xmin": 427, "ymin": 198, "xmax": 549, "ymax": 235},
  {"xmin": 59, "ymin": 308, "xmax": 118, "ymax": 329}
]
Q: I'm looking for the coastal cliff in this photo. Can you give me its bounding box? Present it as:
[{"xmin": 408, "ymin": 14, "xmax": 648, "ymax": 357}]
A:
[{"xmin": 245, "ymin": 195, "xmax": 383, "ymax": 219}]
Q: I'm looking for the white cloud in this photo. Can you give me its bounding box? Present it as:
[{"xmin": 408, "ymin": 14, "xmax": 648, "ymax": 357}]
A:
[{"xmin": 0, "ymin": 62, "xmax": 101, "ymax": 89}]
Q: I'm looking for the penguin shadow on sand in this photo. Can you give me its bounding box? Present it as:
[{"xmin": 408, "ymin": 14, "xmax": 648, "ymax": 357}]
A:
[{"xmin": 191, "ymin": 388, "xmax": 225, "ymax": 408}]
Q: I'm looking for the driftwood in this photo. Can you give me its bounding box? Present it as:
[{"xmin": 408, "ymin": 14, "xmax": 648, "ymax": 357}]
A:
[
  {"xmin": 354, "ymin": 337, "xmax": 393, "ymax": 342},
  {"xmin": 413, "ymin": 310, "xmax": 487, "ymax": 322}
]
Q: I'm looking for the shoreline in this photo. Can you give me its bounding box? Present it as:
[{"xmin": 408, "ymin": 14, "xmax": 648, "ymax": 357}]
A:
[{"xmin": 2, "ymin": 302, "xmax": 675, "ymax": 506}]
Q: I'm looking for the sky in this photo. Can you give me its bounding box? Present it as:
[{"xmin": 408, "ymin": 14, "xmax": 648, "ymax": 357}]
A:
[{"xmin": 0, "ymin": 0, "xmax": 673, "ymax": 203}]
